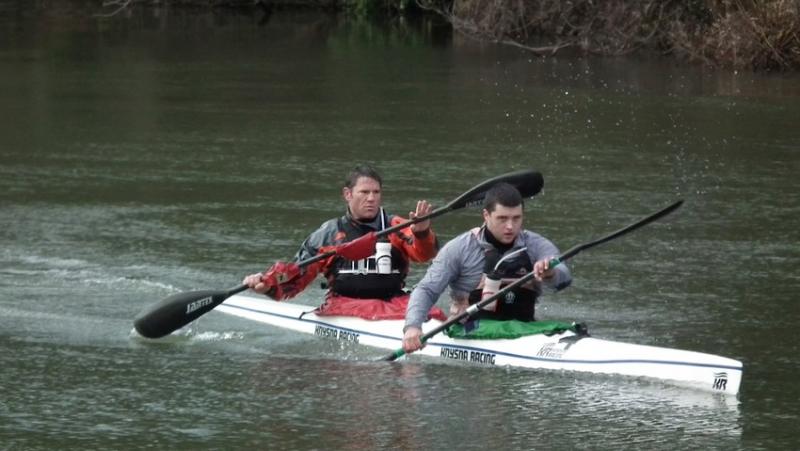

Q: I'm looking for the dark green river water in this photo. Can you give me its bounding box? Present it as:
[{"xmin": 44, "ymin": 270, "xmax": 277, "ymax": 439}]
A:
[{"xmin": 1, "ymin": 6, "xmax": 799, "ymax": 450}]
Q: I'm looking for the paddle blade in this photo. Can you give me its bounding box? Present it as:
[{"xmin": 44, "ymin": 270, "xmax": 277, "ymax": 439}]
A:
[
  {"xmin": 446, "ymin": 169, "xmax": 544, "ymax": 210},
  {"xmin": 133, "ymin": 289, "xmax": 232, "ymax": 339},
  {"xmin": 510, "ymin": 170, "xmax": 545, "ymax": 199}
]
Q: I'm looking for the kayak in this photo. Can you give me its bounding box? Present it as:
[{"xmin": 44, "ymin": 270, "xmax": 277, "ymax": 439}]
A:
[{"xmin": 215, "ymin": 294, "xmax": 743, "ymax": 395}]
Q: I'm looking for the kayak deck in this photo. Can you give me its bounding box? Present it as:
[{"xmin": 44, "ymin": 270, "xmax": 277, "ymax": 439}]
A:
[{"xmin": 216, "ymin": 294, "xmax": 742, "ymax": 395}]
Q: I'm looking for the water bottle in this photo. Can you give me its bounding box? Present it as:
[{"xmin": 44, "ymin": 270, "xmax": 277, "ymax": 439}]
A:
[{"xmin": 375, "ymin": 242, "xmax": 392, "ymax": 274}]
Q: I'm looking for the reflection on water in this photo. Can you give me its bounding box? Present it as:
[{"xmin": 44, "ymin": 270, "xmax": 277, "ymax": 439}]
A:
[
  {"xmin": 244, "ymin": 357, "xmax": 742, "ymax": 449},
  {"xmin": 2, "ymin": 328, "xmax": 743, "ymax": 449}
]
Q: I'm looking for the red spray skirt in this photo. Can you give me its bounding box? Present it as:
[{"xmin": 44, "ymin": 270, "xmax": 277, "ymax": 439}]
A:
[{"xmin": 316, "ymin": 293, "xmax": 447, "ymax": 322}]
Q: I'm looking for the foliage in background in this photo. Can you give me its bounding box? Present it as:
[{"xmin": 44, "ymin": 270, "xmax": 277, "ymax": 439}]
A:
[
  {"xmin": 89, "ymin": 0, "xmax": 800, "ymax": 69},
  {"xmin": 418, "ymin": 0, "xmax": 800, "ymax": 70},
  {"xmin": 343, "ymin": 0, "xmax": 417, "ymax": 15}
]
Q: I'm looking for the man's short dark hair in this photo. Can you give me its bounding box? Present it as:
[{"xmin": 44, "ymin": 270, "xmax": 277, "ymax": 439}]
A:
[
  {"xmin": 483, "ymin": 182, "xmax": 523, "ymax": 212},
  {"xmin": 344, "ymin": 164, "xmax": 383, "ymax": 189}
]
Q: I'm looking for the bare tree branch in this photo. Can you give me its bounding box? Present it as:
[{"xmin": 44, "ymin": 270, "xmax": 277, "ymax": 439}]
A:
[{"xmin": 95, "ymin": 0, "xmax": 135, "ymax": 18}]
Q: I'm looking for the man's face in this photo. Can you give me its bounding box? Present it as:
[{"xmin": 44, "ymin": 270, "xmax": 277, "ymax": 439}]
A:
[
  {"xmin": 344, "ymin": 176, "xmax": 382, "ymax": 221},
  {"xmin": 483, "ymin": 204, "xmax": 523, "ymax": 244}
]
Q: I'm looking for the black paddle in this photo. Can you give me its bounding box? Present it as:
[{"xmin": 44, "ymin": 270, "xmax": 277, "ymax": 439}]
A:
[
  {"xmin": 381, "ymin": 199, "xmax": 684, "ymax": 361},
  {"xmin": 133, "ymin": 169, "xmax": 545, "ymax": 339}
]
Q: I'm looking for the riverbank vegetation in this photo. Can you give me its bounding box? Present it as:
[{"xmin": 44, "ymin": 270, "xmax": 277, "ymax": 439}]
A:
[
  {"xmin": 418, "ymin": 0, "xmax": 800, "ymax": 70},
  {"xmin": 91, "ymin": 0, "xmax": 798, "ymax": 70}
]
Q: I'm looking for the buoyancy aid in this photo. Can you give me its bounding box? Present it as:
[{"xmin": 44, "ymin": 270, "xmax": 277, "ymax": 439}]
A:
[
  {"xmin": 468, "ymin": 244, "xmax": 540, "ymax": 322},
  {"xmin": 328, "ymin": 208, "xmax": 408, "ymax": 299}
]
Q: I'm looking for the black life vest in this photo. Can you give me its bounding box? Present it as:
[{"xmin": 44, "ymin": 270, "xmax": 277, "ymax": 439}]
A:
[
  {"xmin": 328, "ymin": 209, "xmax": 408, "ymax": 300},
  {"xmin": 468, "ymin": 247, "xmax": 539, "ymax": 321}
]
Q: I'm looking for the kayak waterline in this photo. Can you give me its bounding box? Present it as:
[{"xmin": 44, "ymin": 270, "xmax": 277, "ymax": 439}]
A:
[{"xmin": 213, "ymin": 294, "xmax": 743, "ymax": 396}]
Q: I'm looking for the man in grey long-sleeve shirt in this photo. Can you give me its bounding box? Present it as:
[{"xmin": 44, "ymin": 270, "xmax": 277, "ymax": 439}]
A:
[{"xmin": 402, "ymin": 182, "xmax": 571, "ymax": 353}]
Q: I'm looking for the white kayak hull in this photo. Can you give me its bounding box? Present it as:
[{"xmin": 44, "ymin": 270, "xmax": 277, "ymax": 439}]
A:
[{"xmin": 216, "ymin": 294, "xmax": 742, "ymax": 395}]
